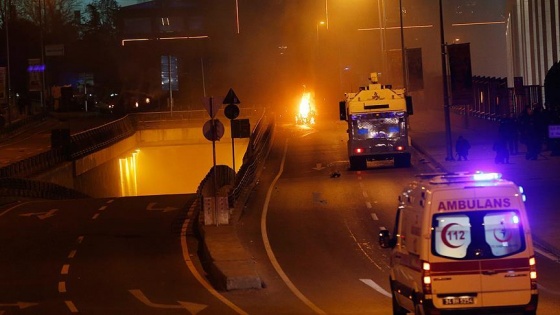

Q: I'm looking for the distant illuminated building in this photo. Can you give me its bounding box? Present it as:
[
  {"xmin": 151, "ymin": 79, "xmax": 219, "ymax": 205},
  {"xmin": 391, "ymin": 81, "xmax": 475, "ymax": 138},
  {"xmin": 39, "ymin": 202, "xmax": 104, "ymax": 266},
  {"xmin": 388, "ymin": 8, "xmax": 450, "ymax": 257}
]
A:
[{"xmin": 506, "ymin": 1, "xmax": 559, "ymax": 91}]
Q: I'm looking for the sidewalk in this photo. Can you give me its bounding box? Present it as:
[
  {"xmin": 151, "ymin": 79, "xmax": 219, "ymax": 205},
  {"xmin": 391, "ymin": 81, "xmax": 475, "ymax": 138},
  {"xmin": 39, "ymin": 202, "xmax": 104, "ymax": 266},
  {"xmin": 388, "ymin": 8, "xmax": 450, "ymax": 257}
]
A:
[
  {"xmin": 0, "ymin": 111, "xmax": 116, "ymax": 167},
  {"xmin": 410, "ymin": 109, "xmax": 560, "ymax": 258}
]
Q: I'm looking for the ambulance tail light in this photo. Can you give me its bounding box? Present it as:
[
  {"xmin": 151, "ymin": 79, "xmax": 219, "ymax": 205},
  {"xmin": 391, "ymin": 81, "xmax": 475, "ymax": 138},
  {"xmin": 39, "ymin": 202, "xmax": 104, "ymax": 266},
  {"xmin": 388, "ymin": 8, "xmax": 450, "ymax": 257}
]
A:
[
  {"xmin": 422, "ymin": 261, "xmax": 432, "ymax": 294},
  {"xmin": 395, "ymin": 145, "xmax": 405, "ymax": 151},
  {"xmin": 355, "ymin": 148, "xmax": 364, "ymax": 154},
  {"xmin": 529, "ymin": 256, "xmax": 537, "ymax": 290}
]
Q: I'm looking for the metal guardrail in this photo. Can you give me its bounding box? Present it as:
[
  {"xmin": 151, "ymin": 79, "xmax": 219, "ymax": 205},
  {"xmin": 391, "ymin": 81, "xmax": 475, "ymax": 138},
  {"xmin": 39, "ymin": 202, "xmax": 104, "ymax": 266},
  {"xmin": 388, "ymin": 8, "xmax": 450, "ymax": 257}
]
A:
[
  {"xmin": 69, "ymin": 116, "xmax": 136, "ymax": 159},
  {"xmin": 194, "ymin": 110, "xmax": 274, "ymax": 215},
  {"xmin": 229, "ymin": 114, "xmax": 274, "ymax": 206},
  {"xmin": 0, "ymin": 148, "xmax": 67, "ymax": 179},
  {"xmin": 1, "ymin": 108, "xmax": 266, "ymax": 178},
  {"xmin": 0, "ymin": 109, "xmax": 260, "ymax": 179}
]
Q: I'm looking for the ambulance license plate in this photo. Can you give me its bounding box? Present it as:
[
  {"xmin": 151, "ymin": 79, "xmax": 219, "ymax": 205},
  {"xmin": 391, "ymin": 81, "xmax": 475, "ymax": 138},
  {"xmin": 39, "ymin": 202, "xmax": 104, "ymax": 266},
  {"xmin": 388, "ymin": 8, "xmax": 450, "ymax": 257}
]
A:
[{"xmin": 442, "ymin": 297, "xmax": 474, "ymax": 305}]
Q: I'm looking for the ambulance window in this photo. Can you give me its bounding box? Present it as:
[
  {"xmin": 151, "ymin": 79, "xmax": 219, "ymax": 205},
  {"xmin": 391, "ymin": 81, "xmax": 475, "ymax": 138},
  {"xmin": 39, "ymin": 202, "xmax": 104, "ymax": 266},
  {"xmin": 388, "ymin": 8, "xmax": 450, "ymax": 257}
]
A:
[
  {"xmin": 432, "ymin": 211, "xmax": 526, "ymax": 260},
  {"xmin": 432, "ymin": 214, "xmax": 472, "ymax": 259},
  {"xmin": 483, "ymin": 211, "xmax": 525, "ymax": 257}
]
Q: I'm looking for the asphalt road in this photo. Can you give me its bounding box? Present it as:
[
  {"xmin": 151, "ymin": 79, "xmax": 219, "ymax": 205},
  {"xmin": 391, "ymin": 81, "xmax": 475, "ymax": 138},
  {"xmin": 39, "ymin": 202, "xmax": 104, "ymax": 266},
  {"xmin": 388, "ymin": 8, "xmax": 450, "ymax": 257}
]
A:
[
  {"xmin": 221, "ymin": 118, "xmax": 560, "ymax": 314},
  {"xmin": 1, "ymin": 116, "xmax": 559, "ymax": 314},
  {"xmin": 0, "ymin": 194, "xmax": 241, "ymax": 314}
]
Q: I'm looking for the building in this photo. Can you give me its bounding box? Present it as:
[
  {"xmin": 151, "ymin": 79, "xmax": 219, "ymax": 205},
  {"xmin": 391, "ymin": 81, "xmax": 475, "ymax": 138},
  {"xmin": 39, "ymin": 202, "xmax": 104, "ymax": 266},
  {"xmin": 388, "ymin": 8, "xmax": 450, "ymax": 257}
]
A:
[{"xmin": 507, "ymin": 0, "xmax": 559, "ymax": 93}]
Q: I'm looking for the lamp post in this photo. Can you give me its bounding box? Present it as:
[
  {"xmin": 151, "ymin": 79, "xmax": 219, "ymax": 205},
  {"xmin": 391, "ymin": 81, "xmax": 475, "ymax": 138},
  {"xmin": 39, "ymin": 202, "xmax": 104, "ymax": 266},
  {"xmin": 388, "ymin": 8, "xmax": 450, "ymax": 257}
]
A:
[
  {"xmin": 439, "ymin": 0, "xmax": 454, "ymax": 161},
  {"xmin": 325, "ymin": 0, "xmax": 329, "ymax": 29},
  {"xmin": 4, "ymin": 0, "xmax": 12, "ymax": 124},
  {"xmin": 398, "ymin": 0, "xmax": 406, "ymax": 90},
  {"xmin": 39, "ymin": 0, "xmax": 46, "ymax": 111}
]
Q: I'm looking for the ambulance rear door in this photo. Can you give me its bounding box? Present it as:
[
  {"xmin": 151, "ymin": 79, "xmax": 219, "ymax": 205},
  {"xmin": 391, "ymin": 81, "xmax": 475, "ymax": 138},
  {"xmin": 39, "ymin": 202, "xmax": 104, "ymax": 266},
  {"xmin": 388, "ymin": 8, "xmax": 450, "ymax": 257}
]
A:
[{"xmin": 429, "ymin": 187, "xmax": 533, "ymax": 309}]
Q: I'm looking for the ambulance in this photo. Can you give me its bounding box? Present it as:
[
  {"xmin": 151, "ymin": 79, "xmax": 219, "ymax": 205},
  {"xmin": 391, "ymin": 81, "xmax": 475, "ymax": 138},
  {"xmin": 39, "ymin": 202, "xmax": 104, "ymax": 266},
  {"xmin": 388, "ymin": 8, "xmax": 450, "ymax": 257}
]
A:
[{"xmin": 379, "ymin": 172, "xmax": 538, "ymax": 315}]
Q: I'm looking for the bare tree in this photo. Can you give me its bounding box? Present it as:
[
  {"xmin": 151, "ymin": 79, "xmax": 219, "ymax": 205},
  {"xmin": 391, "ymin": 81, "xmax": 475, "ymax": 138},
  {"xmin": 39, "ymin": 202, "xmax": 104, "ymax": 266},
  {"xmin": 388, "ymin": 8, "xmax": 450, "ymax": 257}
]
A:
[{"xmin": 82, "ymin": 0, "xmax": 119, "ymax": 38}]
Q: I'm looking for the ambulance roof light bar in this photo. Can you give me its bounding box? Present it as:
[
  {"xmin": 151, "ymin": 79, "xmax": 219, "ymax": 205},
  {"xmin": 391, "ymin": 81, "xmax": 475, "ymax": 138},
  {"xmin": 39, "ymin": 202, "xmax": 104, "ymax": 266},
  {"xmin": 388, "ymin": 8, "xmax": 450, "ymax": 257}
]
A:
[{"xmin": 417, "ymin": 171, "xmax": 503, "ymax": 184}]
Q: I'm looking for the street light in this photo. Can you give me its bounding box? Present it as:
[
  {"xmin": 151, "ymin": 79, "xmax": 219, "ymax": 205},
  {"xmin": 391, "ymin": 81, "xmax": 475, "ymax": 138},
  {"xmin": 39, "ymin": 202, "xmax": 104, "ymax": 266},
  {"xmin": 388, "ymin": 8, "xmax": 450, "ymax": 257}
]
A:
[
  {"xmin": 398, "ymin": 0, "xmax": 406, "ymax": 90},
  {"xmin": 439, "ymin": 0, "xmax": 454, "ymax": 161}
]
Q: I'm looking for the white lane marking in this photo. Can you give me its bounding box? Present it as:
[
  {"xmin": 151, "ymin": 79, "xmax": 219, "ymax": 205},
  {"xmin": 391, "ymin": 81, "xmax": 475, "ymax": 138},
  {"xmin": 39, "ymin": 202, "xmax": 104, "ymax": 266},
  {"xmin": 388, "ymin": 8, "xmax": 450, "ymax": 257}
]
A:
[
  {"xmin": 58, "ymin": 281, "xmax": 67, "ymax": 293},
  {"xmin": 106, "ymin": 199, "xmax": 114, "ymax": 203},
  {"xmin": 262, "ymin": 139, "xmax": 327, "ymax": 314},
  {"xmin": 365, "ymin": 202, "xmax": 372, "ymax": 209},
  {"xmin": 535, "ymin": 247, "xmax": 559, "ymax": 262},
  {"xmin": 147, "ymin": 202, "xmax": 178, "ymax": 212},
  {"xmin": 98, "ymin": 205, "xmax": 107, "ymax": 211},
  {"xmin": 129, "ymin": 289, "xmax": 207, "ymax": 313},
  {"xmin": 0, "ymin": 302, "xmax": 37, "ymax": 309},
  {"xmin": 536, "ymin": 283, "xmax": 560, "ymax": 295},
  {"xmin": 92, "ymin": 213, "xmax": 100, "ymax": 220},
  {"xmin": 362, "ymin": 191, "xmax": 369, "ymax": 198},
  {"xmin": 67, "ymin": 250, "xmax": 77, "ymax": 259},
  {"xmin": 180, "ymin": 203, "xmax": 248, "ymax": 314},
  {"xmin": 65, "ymin": 300, "xmax": 79, "ymax": 313},
  {"xmin": 0, "ymin": 204, "xmax": 21, "ymax": 217},
  {"xmin": 61, "ymin": 264, "xmax": 70, "ymax": 275},
  {"xmin": 371, "ymin": 213, "xmax": 379, "ymax": 221},
  {"xmin": 19, "ymin": 209, "xmax": 58, "ymax": 219},
  {"xmin": 360, "ymin": 279, "xmax": 392, "ymax": 298},
  {"xmin": 344, "ymin": 220, "xmax": 383, "ymax": 271},
  {"xmin": 76, "ymin": 236, "xmax": 84, "ymax": 244}
]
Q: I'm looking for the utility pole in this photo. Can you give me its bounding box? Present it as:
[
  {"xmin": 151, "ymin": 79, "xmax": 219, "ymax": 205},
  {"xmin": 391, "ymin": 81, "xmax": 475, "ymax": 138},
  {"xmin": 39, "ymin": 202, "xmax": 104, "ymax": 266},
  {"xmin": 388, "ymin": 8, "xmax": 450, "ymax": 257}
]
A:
[
  {"xmin": 5, "ymin": 0, "xmax": 12, "ymax": 124},
  {"xmin": 440, "ymin": 0, "xmax": 454, "ymax": 161}
]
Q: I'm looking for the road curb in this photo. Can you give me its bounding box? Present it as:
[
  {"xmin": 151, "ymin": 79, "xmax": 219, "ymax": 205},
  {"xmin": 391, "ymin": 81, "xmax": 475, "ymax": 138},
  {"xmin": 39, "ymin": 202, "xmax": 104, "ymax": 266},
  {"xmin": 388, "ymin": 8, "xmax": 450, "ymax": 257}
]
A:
[{"xmin": 198, "ymin": 223, "xmax": 263, "ymax": 291}]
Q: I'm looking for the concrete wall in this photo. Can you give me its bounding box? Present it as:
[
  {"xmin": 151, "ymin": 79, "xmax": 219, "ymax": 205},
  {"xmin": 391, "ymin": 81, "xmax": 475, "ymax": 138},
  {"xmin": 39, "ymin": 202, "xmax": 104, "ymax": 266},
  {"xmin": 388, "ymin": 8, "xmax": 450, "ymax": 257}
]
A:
[{"xmin": 33, "ymin": 125, "xmax": 214, "ymax": 198}]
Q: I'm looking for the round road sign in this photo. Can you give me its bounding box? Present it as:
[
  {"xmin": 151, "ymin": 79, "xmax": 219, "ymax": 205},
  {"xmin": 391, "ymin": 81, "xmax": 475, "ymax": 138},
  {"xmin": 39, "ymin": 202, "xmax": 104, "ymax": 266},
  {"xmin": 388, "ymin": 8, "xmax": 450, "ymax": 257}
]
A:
[
  {"xmin": 203, "ymin": 119, "xmax": 225, "ymax": 141},
  {"xmin": 224, "ymin": 104, "xmax": 240, "ymax": 120}
]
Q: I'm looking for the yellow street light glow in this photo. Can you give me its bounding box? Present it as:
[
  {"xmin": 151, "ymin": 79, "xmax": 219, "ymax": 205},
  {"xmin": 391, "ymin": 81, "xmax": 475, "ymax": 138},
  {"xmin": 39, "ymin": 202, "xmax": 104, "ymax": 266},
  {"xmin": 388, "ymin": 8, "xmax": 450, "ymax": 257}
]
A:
[
  {"xmin": 119, "ymin": 150, "xmax": 140, "ymax": 196},
  {"xmin": 452, "ymin": 21, "xmax": 506, "ymax": 27},
  {"xmin": 358, "ymin": 24, "xmax": 433, "ymax": 31},
  {"xmin": 357, "ymin": 20, "xmax": 504, "ymax": 33},
  {"xmin": 159, "ymin": 35, "xmax": 210, "ymax": 41},
  {"xmin": 121, "ymin": 35, "xmax": 210, "ymax": 46}
]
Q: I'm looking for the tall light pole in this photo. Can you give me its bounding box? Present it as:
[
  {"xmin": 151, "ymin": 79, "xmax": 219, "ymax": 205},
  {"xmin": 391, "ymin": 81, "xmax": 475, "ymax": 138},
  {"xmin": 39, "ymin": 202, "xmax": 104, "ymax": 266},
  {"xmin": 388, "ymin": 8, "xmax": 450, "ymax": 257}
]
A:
[
  {"xmin": 439, "ymin": 0, "xmax": 454, "ymax": 161},
  {"xmin": 325, "ymin": 0, "xmax": 329, "ymax": 29},
  {"xmin": 39, "ymin": 0, "xmax": 45, "ymax": 111},
  {"xmin": 4, "ymin": 0, "xmax": 11, "ymax": 123},
  {"xmin": 398, "ymin": 0, "xmax": 406, "ymax": 90}
]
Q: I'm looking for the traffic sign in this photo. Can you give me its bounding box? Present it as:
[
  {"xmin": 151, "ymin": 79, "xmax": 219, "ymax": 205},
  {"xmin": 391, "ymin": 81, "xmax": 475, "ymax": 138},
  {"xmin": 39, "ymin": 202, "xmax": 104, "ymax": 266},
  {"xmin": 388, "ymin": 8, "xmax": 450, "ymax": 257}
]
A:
[
  {"xmin": 203, "ymin": 119, "xmax": 225, "ymax": 141},
  {"xmin": 231, "ymin": 119, "xmax": 250, "ymax": 138},
  {"xmin": 224, "ymin": 104, "xmax": 240, "ymax": 120},
  {"xmin": 223, "ymin": 88, "xmax": 240, "ymax": 104},
  {"xmin": 203, "ymin": 97, "xmax": 221, "ymax": 118}
]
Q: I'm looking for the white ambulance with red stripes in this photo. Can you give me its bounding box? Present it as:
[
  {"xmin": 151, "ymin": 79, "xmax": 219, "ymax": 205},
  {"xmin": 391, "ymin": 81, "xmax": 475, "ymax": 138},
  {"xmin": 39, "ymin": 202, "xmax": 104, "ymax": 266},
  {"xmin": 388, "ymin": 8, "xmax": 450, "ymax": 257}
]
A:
[{"xmin": 379, "ymin": 172, "xmax": 538, "ymax": 315}]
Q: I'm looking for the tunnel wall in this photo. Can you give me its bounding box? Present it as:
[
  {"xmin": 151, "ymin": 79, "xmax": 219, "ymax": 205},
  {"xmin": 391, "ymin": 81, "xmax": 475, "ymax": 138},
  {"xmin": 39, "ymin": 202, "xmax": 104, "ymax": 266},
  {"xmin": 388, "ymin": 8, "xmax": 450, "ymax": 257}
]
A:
[{"xmin": 32, "ymin": 126, "xmax": 218, "ymax": 198}]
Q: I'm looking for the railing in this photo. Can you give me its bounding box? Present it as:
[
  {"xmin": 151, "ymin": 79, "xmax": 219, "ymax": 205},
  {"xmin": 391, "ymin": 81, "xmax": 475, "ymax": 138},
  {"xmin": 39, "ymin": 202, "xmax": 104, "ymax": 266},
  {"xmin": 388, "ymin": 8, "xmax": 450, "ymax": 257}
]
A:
[
  {"xmin": 453, "ymin": 76, "xmax": 544, "ymax": 122},
  {"xmin": 229, "ymin": 113, "xmax": 274, "ymax": 206},
  {"xmin": 0, "ymin": 148, "xmax": 67, "ymax": 179},
  {"xmin": 194, "ymin": 110, "xmax": 274, "ymax": 223},
  {"xmin": 0, "ymin": 108, "xmax": 264, "ymax": 179}
]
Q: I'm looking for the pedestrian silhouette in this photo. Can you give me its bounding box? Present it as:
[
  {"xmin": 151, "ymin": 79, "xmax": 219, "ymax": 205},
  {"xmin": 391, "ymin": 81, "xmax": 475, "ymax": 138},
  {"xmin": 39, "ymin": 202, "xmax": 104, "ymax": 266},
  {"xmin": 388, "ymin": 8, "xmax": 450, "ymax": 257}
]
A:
[
  {"xmin": 499, "ymin": 115, "xmax": 519, "ymax": 155},
  {"xmin": 455, "ymin": 136, "xmax": 471, "ymax": 161},
  {"xmin": 518, "ymin": 106, "xmax": 543, "ymax": 160},
  {"xmin": 493, "ymin": 136, "xmax": 510, "ymax": 164}
]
